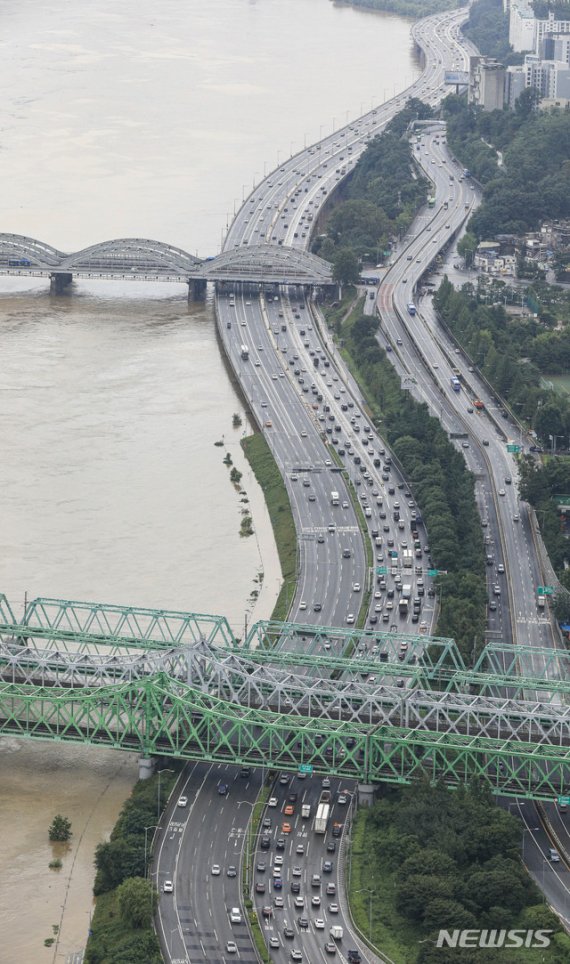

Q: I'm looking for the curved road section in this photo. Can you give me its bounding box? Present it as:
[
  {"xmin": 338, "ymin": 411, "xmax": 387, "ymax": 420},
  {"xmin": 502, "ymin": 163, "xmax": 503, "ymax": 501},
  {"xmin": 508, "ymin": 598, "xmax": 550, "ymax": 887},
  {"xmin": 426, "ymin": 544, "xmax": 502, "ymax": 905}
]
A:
[{"xmin": 154, "ymin": 9, "xmax": 498, "ymax": 964}]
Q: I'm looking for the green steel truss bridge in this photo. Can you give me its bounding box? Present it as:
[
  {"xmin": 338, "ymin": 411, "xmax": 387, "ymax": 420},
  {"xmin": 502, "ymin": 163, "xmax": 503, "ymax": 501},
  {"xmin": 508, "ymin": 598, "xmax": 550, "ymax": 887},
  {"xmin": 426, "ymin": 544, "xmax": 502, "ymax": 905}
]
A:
[{"xmin": 1, "ymin": 594, "xmax": 569, "ymax": 802}]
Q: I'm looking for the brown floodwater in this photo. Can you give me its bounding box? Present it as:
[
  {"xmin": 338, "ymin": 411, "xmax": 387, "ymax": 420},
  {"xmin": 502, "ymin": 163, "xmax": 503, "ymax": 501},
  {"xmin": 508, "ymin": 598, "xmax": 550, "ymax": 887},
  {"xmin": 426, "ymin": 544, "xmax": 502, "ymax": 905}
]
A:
[{"xmin": 0, "ymin": 0, "xmax": 419, "ymax": 959}]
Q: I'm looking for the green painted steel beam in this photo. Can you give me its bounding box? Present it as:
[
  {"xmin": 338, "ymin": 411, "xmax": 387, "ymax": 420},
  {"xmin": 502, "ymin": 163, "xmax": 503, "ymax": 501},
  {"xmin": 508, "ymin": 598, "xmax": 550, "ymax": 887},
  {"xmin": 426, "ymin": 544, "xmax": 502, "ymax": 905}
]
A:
[{"xmin": 0, "ymin": 675, "xmax": 568, "ymax": 802}]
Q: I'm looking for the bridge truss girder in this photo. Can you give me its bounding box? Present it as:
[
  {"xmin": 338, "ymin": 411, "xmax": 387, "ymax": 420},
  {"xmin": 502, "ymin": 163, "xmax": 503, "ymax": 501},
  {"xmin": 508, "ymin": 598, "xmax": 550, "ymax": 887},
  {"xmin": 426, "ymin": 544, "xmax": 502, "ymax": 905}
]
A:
[
  {"xmin": 18, "ymin": 596, "xmax": 234, "ymax": 652},
  {"xmin": 0, "ymin": 675, "xmax": 568, "ymax": 800}
]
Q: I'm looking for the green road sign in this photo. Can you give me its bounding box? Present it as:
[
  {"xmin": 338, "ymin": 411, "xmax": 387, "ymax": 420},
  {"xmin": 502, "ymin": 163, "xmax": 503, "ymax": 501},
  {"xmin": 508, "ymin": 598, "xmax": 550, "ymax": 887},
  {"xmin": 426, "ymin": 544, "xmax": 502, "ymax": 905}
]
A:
[
  {"xmin": 299, "ymin": 764, "xmax": 313, "ymax": 775},
  {"xmin": 537, "ymin": 586, "xmax": 554, "ymax": 596},
  {"xmin": 376, "ymin": 567, "xmax": 387, "ymax": 575},
  {"xmin": 428, "ymin": 569, "xmax": 438, "ymax": 577},
  {"xmin": 558, "ymin": 796, "xmax": 570, "ymax": 807},
  {"xmin": 507, "ymin": 443, "xmax": 521, "ymax": 453}
]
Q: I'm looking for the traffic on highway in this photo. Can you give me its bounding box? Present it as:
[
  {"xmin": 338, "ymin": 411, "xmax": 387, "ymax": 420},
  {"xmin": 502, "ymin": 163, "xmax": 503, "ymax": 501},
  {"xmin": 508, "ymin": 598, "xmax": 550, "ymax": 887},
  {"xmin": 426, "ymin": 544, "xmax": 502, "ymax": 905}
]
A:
[{"xmin": 153, "ymin": 6, "xmax": 568, "ymax": 962}]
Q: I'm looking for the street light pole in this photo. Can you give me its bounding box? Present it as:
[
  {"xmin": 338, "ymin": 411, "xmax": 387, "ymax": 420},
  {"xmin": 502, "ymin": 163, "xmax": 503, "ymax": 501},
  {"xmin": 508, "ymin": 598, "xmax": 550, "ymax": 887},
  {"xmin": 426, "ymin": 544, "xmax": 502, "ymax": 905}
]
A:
[
  {"xmin": 157, "ymin": 768, "xmax": 174, "ymax": 822},
  {"xmin": 354, "ymin": 887, "xmax": 375, "ymax": 941},
  {"xmin": 144, "ymin": 824, "xmax": 159, "ymax": 878}
]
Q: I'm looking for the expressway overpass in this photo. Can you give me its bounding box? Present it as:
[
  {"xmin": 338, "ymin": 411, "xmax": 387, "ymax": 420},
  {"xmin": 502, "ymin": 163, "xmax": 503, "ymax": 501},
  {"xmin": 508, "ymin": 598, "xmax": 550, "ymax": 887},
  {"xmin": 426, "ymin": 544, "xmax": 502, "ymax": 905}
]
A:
[{"xmin": 2, "ymin": 594, "xmax": 570, "ymax": 801}]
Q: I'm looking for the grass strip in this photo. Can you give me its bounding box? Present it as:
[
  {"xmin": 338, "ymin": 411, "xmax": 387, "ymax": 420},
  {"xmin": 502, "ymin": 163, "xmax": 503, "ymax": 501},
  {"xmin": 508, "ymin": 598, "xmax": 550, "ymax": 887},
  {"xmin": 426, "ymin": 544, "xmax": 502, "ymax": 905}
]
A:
[
  {"xmin": 242, "ymin": 432, "xmax": 297, "ymax": 623},
  {"xmin": 242, "ymin": 783, "xmax": 272, "ymax": 964}
]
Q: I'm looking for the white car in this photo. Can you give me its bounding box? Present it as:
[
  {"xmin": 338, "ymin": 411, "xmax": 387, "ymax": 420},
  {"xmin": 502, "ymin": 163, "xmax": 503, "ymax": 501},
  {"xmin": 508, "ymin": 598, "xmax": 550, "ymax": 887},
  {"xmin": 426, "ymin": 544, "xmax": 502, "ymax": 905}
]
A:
[
  {"xmin": 352, "ymin": 583, "xmax": 361, "ymax": 592},
  {"xmin": 499, "ymin": 488, "xmax": 505, "ymax": 496},
  {"xmin": 346, "ymin": 613, "xmax": 355, "ymax": 624},
  {"xmin": 163, "ymin": 880, "xmax": 173, "ymax": 893},
  {"xmin": 299, "ymin": 601, "xmax": 307, "ymax": 611},
  {"xmin": 226, "ymin": 940, "xmax": 238, "ymax": 954},
  {"xmin": 211, "ymin": 864, "xmax": 221, "ymax": 876},
  {"xmin": 315, "ymin": 918, "xmax": 325, "ymax": 929},
  {"xmin": 177, "ymin": 796, "xmax": 188, "ymax": 808},
  {"xmin": 268, "ymin": 797, "xmax": 278, "ymax": 808},
  {"xmin": 230, "ymin": 907, "xmax": 242, "ymax": 924}
]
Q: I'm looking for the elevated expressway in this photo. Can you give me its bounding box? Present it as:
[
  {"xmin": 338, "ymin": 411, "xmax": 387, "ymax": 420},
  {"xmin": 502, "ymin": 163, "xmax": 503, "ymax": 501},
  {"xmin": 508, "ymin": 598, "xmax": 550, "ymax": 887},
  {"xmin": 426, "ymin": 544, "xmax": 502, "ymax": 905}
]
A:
[{"xmin": 167, "ymin": 8, "xmax": 509, "ymax": 963}]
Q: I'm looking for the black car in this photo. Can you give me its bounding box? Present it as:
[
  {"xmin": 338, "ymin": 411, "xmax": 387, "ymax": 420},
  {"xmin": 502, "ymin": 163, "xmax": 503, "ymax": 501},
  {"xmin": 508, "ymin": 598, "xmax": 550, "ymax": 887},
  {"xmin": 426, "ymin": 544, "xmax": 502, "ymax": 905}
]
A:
[
  {"xmin": 288, "ymin": 791, "xmax": 298, "ymax": 802},
  {"xmin": 298, "ymin": 917, "xmax": 309, "ymax": 929},
  {"xmin": 291, "ymin": 880, "xmax": 301, "ymax": 894},
  {"xmin": 326, "ymin": 841, "xmax": 336, "ymax": 853},
  {"xmin": 284, "ymin": 926, "xmax": 295, "ymax": 939},
  {"xmin": 260, "ymin": 835, "xmax": 271, "ymax": 850}
]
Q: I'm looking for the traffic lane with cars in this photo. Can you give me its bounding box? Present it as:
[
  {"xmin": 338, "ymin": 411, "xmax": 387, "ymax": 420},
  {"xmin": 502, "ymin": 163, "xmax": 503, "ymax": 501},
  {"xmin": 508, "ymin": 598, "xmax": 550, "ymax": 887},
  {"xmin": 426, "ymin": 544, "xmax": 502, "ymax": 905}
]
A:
[
  {"xmin": 219, "ymin": 291, "xmax": 366, "ymax": 628},
  {"xmin": 252, "ymin": 774, "xmax": 356, "ymax": 963},
  {"xmin": 156, "ymin": 763, "xmax": 262, "ymax": 964},
  {"xmin": 272, "ymin": 293, "xmax": 435, "ymax": 632}
]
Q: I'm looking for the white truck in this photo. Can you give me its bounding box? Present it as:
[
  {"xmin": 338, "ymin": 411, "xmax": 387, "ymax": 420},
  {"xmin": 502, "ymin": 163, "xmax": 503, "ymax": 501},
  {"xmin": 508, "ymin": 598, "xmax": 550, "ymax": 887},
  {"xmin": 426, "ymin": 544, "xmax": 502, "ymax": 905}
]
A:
[
  {"xmin": 403, "ymin": 549, "xmax": 413, "ymax": 569},
  {"xmin": 314, "ymin": 802, "xmax": 330, "ymax": 834},
  {"xmin": 330, "ymin": 925, "xmax": 344, "ymax": 940},
  {"xmin": 402, "ymin": 583, "xmax": 412, "ymax": 599},
  {"xmin": 314, "ymin": 790, "xmax": 331, "ymax": 833},
  {"xmin": 331, "ymin": 490, "xmax": 340, "ymax": 506}
]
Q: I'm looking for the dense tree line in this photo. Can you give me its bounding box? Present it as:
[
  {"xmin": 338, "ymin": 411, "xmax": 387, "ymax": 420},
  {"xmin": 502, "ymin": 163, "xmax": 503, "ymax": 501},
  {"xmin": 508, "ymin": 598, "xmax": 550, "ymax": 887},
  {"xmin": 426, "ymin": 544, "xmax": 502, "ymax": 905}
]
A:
[
  {"xmin": 344, "ymin": 0, "xmax": 459, "ymax": 19},
  {"xmin": 355, "ymin": 781, "xmax": 567, "ymax": 962},
  {"xmin": 314, "ymin": 99, "xmax": 433, "ymax": 270},
  {"xmin": 434, "ymin": 278, "xmax": 570, "ymax": 444},
  {"xmin": 444, "ymin": 93, "xmax": 570, "ymax": 238},
  {"xmin": 462, "ymin": 0, "xmax": 523, "ymax": 64},
  {"xmin": 342, "ymin": 310, "xmax": 487, "ymax": 661},
  {"xmin": 85, "ymin": 771, "xmax": 178, "ymax": 963},
  {"xmin": 532, "ymin": 0, "xmax": 570, "ymax": 19},
  {"xmin": 519, "ymin": 455, "xmax": 570, "ymax": 588}
]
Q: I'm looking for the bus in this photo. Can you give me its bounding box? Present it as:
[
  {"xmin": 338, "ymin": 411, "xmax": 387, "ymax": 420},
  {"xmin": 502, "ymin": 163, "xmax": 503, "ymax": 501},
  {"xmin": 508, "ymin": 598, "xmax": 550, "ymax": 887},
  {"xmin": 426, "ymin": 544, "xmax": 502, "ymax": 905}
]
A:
[
  {"xmin": 240, "ymin": 344, "xmax": 249, "ymax": 360},
  {"xmin": 450, "ymin": 376, "xmax": 461, "ymax": 392}
]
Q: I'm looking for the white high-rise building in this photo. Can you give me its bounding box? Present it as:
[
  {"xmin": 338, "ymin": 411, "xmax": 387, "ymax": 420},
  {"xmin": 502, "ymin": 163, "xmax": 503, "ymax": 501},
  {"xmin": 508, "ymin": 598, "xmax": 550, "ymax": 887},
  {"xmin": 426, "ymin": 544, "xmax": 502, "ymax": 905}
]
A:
[
  {"xmin": 469, "ymin": 56, "xmax": 506, "ymax": 110},
  {"xmin": 509, "ymin": 0, "xmax": 537, "ymax": 51}
]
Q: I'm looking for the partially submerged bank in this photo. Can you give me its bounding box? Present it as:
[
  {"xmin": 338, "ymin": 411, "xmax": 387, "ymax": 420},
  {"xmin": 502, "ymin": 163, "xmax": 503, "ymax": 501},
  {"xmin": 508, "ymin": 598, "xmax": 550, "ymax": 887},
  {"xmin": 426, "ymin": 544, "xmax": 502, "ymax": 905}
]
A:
[
  {"xmin": 336, "ymin": 0, "xmax": 459, "ymax": 20},
  {"xmin": 85, "ymin": 769, "xmax": 179, "ymax": 963},
  {"xmin": 241, "ymin": 432, "xmax": 297, "ymax": 623}
]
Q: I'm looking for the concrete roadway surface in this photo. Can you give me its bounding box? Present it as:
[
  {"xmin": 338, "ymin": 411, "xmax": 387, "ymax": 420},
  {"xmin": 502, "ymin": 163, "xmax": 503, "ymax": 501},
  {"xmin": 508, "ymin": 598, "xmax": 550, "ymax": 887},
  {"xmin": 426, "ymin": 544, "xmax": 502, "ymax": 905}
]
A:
[
  {"xmin": 157, "ymin": 9, "xmax": 480, "ymax": 963},
  {"xmin": 250, "ymin": 773, "xmax": 367, "ymax": 964},
  {"xmin": 155, "ymin": 763, "xmax": 263, "ymax": 964},
  {"xmin": 373, "ymin": 126, "xmax": 570, "ymax": 917}
]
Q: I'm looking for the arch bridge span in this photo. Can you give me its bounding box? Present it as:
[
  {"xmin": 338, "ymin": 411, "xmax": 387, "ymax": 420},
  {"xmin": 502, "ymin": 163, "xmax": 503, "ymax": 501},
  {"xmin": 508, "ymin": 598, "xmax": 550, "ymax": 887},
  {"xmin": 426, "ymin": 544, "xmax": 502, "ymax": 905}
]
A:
[
  {"xmin": 1, "ymin": 594, "xmax": 569, "ymax": 801},
  {"xmin": 0, "ymin": 234, "xmax": 333, "ymax": 293}
]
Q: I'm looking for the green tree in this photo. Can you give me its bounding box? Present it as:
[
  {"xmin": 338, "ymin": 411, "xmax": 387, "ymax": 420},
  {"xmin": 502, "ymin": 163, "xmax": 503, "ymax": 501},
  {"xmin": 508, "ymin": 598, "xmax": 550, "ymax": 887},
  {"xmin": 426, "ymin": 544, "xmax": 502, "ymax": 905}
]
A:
[
  {"xmin": 457, "ymin": 232, "xmax": 478, "ymax": 267},
  {"xmin": 332, "ymin": 247, "xmax": 360, "ymax": 286},
  {"xmin": 116, "ymin": 876, "xmax": 156, "ymax": 930},
  {"xmin": 48, "ymin": 814, "xmax": 72, "ymax": 842},
  {"xmin": 553, "ymin": 588, "xmax": 570, "ymax": 622},
  {"xmin": 94, "ymin": 837, "xmax": 145, "ymax": 894}
]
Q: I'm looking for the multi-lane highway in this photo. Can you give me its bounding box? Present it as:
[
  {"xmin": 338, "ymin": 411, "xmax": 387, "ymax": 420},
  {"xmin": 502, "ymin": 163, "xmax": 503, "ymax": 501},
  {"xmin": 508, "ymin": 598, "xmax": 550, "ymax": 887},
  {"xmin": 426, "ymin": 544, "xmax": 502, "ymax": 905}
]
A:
[
  {"xmin": 155, "ymin": 10, "xmax": 477, "ymax": 963},
  {"xmin": 154, "ymin": 6, "xmax": 569, "ymax": 961}
]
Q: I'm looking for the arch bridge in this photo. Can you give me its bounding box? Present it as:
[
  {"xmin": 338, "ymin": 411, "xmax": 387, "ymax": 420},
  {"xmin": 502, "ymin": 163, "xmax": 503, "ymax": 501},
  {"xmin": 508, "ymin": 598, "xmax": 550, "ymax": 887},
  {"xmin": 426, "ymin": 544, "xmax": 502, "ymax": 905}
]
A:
[
  {"xmin": 0, "ymin": 234, "xmax": 333, "ymax": 295},
  {"xmin": 1, "ymin": 593, "xmax": 568, "ymax": 801}
]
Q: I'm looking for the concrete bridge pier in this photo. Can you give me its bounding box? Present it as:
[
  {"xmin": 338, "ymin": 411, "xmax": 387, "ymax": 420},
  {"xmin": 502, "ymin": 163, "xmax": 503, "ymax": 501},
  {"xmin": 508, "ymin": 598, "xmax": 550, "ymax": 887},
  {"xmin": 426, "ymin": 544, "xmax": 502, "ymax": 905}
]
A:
[
  {"xmin": 188, "ymin": 278, "xmax": 207, "ymax": 301},
  {"xmin": 139, "ymin": 755, "xmax": 155, "ymax": 780},
  {"xmin": 50, "ymin": 272, "xmax": 73, "ymax": 295},
  {"xmin": 357, "ymin": 783, "xmax": 377, "ymax": 807}
]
